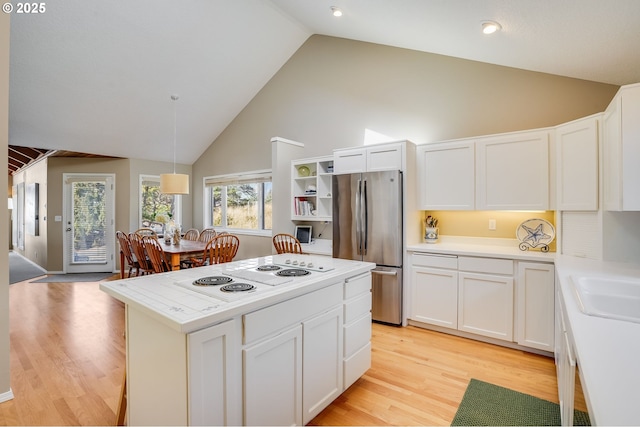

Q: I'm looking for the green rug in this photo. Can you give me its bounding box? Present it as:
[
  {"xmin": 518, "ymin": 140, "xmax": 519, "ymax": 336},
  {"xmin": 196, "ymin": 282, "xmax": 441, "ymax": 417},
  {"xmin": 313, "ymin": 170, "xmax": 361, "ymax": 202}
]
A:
[{"xmin": 451, "ymin": 379, "xmax": 590, "ymax": 426}]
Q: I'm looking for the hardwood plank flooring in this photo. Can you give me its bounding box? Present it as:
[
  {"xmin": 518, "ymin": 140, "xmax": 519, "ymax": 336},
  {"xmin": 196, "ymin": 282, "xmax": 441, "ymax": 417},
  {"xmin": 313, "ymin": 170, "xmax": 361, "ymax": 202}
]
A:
[{"xmin": 1, "ymin": 275, "xmax": 575, "ymax": 426}]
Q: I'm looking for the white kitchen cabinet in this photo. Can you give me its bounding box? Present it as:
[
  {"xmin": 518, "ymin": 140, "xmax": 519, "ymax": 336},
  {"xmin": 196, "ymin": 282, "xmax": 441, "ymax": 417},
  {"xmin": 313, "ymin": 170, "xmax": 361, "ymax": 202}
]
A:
[
  {"xmin": 333, "ymin": 141, "xmax": 404, "ymax": 174},
  {"xmin": 603, "ymin": 83, "xmax": 640, "ymax": 211},
  {"xmin": 476, "ymin": 130, "xmax": 550, "ymax": 210},
  {"xmin": 243, "ymin": 325, "xmax": 303, "ymax": 426},
  {"xmin": 458, "ymin": 271, "xmax": 514, "ymax": 341},
  {"xmin": 291, "ymin": 156, "xmax": 333, "ymax": 221},
  {"xmin": 242, "ymin": 282, "xmax": 344, "ymax": 426},
  {"xmin": 556, "ymin": 115, "xmax": 600, "ymax": 211},
  {"xmin": 417, "ymin": 141, "xmax": 475, "ymax": 210},
  {"xmin": 516, "ymin": 262, "xmax": 555, "ymax": 352},
  {"xmin": 409, "ymin": 253, "xmax": 458, "ymax": 329},
  {"xmin": 188, "ymin": 320, "xmax": 242, "ymax": 426},
  {"xmin": 302, "ymin": 306, "xmax": 343, "ymax": 424},
  {"xmin": 457, "ymin": 256, "xmax": 514, "ymax": 341},
  {"xmin": 343, "ymin": 273, "xmax": 372, "ymax": 389},
  {"xmin": 555, "ymin": 277, "xmax": 577, "ymax": 426}
]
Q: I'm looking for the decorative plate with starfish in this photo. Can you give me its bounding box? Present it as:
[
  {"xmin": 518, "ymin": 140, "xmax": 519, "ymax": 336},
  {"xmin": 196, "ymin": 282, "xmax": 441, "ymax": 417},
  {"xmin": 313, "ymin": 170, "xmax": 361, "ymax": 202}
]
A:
[{"xmin": 516, "ymin": 219, "xmax": 555, "ymax": 252}]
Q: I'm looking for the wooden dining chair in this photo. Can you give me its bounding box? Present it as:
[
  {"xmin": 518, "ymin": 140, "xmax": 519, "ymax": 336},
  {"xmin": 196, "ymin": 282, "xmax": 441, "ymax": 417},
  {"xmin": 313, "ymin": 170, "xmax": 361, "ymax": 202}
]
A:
[
  {"xmin": 116, "ymin": 231, "xmax": 139, "ymax": 278},
  {"xmin": 183, "ymin": 228, "xmax": 200, "ymax": 241},
  {"xmin": 198, "ymin": 228, "xmax": 217, "ymax": 243},
  {"xmin": 273, "ymin": 233, "xmax": 303, "ymax": 254},
  {"xmin": 129, "ymin": 233, "xmax": 155, "ymax": 275},
  {"xmin": 208, "ymin": 234, "xmax": 240, "ymax": 264},
  {"xmin": 143, "ymin": 236, "xmax": 171, "ymax": 273}
]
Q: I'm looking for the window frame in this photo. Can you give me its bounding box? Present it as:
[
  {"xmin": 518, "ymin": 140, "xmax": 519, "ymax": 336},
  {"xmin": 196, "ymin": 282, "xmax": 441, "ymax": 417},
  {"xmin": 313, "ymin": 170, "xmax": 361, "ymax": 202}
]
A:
[
  {"xmin": 139, "ymin": 174, "xmax": 182, "ymax": 228},
  {"xmin": 203, "ymin": 169, "xmax": 272, "ymax": 237}
]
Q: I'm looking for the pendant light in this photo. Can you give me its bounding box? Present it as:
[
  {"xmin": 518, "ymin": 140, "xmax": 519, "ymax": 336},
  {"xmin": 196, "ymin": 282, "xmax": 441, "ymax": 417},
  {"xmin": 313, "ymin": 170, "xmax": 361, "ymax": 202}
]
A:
[{"xmin": 160, "ymin": 94, "xmax": 189, "ymax": 194}]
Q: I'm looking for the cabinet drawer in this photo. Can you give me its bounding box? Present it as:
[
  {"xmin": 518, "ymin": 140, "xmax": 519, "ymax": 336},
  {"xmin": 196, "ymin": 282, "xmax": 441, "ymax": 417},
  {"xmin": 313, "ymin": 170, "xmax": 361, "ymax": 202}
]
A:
[
  {"xmin": 367, "ymin": 143, "xmax": 402, "ymax": 171},
  {"xmin": 344, "ymin": 341, "xmax": 371, "ymax": 390},
  {"xmin": 344, "ymin": 313, "xmax": 371, "ymax": 357},
  {"xmin": 243, "ymin": 283, "xmax": 342, "ymax": 345},
  {"xmin": 344, "ymin": 293, "xmax": 371, "ymax": 324},
  {"xmin": 344, "ymin": 273, "xmax": 372, "ymax": 299},
  {"xmin": 411, "ymin": 253, "xmax": 458, "ymax": 269},
  {"xmin": 458, "ymin": 256, "xmax": 513, "ymax": 275}
]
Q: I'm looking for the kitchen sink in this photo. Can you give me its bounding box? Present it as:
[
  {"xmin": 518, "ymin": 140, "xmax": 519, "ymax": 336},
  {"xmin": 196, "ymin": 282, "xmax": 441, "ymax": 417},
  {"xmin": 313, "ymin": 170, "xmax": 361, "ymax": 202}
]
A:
[{"xmin": 572, "ymin": 276, "xmax": 640, "ymax": 323}]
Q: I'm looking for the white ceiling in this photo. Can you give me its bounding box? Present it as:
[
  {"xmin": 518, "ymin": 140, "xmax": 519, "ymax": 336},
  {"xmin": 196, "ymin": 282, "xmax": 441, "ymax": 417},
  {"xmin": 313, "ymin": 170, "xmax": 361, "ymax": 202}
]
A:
[{"xmin": 9, "ymin": 0, "xmax": 640, "ymax": 166}]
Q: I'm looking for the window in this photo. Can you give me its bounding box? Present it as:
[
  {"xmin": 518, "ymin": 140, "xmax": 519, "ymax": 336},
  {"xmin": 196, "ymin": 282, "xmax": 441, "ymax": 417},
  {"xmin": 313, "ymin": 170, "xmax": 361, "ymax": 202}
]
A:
[
  {"xmin": 140, "ymin": 175, "xmax": 181, "ymax": 227},
  {"xmin": 204, "ymin": 170, "xmax": 272, "ymax": 233}
]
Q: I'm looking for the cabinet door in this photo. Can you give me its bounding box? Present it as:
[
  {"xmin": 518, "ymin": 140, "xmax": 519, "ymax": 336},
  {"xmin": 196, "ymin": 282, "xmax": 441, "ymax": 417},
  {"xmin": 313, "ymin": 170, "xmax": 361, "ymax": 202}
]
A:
[
  {"xmin": 458, "ymin": 272, "xmax": 514, "ymax": 341},
  {"xmin": 417, "ymin": 142, "xmax": 475, "ymax": 210},
  {"xmin": 556, "ymin": 117, "xmax": 599, "ymax": 211},
  {"xmin": 302, "ymin": 306, "xmax": 343, "ymax": 424},
  {"xmin": 410, "ymin": 266, "xmax": 458, "ymax": 329},
  {"xmin": 476, "ymin": 131, "xmax": 550, "ymax": 210},
  {"xmin": 516, "ymin": 262, "xmax": 555, "ymax": 352},
  {"xmin": 366, "ymin": 142, "xmax": 403, "ymax": 171},
  {"xmin": 243, "ymin": 325, "xmax": 303, "ymax": 426},
  {"xmin": 188, "ymin": 319, "xmax": 241, "ymax": 426},
  {"xmin": 333, "ymin": 148, "xmax": 366, "ymax": 174}
]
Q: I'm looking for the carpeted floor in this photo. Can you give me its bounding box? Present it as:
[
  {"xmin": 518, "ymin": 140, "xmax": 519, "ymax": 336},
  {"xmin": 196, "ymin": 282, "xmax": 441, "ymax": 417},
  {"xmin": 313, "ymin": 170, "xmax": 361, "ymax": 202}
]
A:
[
  {"xmin": 451, "ymin": 379, "xmax": 590, "ymax": 426},
  {"xmin": 9, "ymin": 251, "xmax": 47, "ymax": 284}
]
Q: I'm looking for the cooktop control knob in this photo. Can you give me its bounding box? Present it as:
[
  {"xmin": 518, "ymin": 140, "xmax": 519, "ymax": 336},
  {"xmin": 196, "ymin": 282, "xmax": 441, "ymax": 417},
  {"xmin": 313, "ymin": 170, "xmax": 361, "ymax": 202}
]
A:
[
  {"xmin": 285, "ymin": 259, "xmax": 291, "ymax": 264},
  {"xmin": 292, "ymin": 260, "xmax": 298, "ymax": 265},
  {"xmin": 299, "ymin": 261, "xmax": 306, "ymax": 267},
  {"xmin": 307, "ymin": 262, "xmax": 314, "ymax": 268}
]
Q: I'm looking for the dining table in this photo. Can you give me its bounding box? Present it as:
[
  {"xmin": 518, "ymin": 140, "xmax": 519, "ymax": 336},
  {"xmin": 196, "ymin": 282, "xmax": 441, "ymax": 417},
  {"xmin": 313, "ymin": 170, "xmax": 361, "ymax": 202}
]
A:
[{"xmin": 158, "ymin": 239, "xmax": 208, "ymax": 271}]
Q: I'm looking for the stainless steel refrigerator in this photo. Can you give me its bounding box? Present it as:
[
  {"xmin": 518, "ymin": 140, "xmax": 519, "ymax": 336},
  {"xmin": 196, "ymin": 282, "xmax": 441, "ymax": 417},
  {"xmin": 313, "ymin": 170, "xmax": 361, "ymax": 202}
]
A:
[{"xmin": 333, "ymin": 170, "xmax": 403, "ymax": 325}]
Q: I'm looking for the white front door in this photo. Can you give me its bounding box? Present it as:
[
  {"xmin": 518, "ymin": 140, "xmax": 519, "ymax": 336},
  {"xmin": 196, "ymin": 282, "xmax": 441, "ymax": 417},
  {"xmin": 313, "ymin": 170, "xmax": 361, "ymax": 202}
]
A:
[{"xmin": 63, "ymin": 174, "xmax": 115, "ymax": 273}]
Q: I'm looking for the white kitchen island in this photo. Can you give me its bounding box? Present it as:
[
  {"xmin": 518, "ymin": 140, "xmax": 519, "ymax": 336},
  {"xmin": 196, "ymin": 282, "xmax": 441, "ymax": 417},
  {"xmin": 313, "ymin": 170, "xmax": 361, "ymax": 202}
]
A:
[{"xmin": 100, "ymin": 254, "xmax": 375, "ymax": 426}]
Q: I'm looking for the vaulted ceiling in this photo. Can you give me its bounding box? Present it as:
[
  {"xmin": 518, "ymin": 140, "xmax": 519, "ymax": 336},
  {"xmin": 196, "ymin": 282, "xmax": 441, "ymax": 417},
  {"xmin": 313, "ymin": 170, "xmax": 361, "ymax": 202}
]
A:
[{"xmin": 8, "ymin": 0, "xmax": 640, "ymax": 175}]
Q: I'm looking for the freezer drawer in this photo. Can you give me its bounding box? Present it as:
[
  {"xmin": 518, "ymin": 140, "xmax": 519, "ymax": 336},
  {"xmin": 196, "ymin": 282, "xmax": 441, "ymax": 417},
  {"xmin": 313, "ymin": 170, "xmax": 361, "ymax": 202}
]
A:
[{"xmin": 371, "ymin": 266, "xmax": 402, "ymax": 325}]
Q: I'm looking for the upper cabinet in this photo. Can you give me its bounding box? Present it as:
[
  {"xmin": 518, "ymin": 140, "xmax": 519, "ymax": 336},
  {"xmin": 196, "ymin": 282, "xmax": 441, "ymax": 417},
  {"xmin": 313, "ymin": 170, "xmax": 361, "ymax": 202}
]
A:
[
  {"xmin": 291, "ymin": 156, "xmax": 333, "ymax": 222},
  {"xmin": 417, "ymin": 129, "xmax": 551, "ymax": 211},
  {"xmin": 603, "ymin": 83, "xmax": 640, "ymax": 211},
  {"xmin": 417, "ymin": 141, "xmax": 475, "ymax": 210},
  {"xmin": 476, "ymin": 130, "xmax": 550, "ymax": 210},
  {"xmin": 556, "ymin": 115, "xmax": 600, "ymax": 211},
  {"xmin": 333, "ymin": 141, "xmax": 404, "ymax": 174}
]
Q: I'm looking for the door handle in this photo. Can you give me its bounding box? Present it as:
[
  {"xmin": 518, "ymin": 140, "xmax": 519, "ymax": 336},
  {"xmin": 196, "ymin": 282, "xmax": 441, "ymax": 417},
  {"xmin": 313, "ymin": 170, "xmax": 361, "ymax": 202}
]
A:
[
  {"xmin": 66, "ymin": 228, "xmax": 72, "ymax": 232},
  {"xmin": 372, "ymin": 270, "xmax": 398, "ymax": 276}
]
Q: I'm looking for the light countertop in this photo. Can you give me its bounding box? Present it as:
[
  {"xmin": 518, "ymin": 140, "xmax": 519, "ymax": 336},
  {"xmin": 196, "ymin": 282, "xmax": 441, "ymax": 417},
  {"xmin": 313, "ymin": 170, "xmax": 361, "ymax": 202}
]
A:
[
  {"xmin": 407, "ymin": 236, "xmax": 555, "ymax": 262},
  {"xmin": 554, "ymin": 255, "xmax": 640, "ymax": 426},
  {"xmin": 100, "ymin": 254, "xmax": 374, "ymax": 334}
]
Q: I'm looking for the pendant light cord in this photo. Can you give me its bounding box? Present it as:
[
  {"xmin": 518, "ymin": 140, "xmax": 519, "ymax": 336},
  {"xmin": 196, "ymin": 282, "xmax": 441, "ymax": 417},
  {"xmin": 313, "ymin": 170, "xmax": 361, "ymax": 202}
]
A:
[{"xmin": 171, "ymin": 94, "xmax": 179, "ymax": 174}]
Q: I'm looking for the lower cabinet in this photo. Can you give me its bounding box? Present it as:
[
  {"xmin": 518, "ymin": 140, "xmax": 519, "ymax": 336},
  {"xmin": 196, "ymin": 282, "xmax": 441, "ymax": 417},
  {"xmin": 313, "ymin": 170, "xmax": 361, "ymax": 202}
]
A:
[
  {"xmin": 244, "ymin": 325, "xmax": 304, "ymax": 426},
  {"xmin": 188, "ymin": 319, "xmax": 242, "ymax": 426},
  {"xmin": 458, "ymin": 271, "xmax": 514, "ymax": 341},
  {"xmin": 409, "ymin": 252, "xmax": 555, "ymax": 353},
  {"xmin": 302, "ymin": 306, "xmax": 344, "ymax": 424},
  {"xmin": 516, "ymin": 262, "xmax": 555, "ymax": 352},
  {"xmin": 410, "ymin": 254, "xmax": 458, "ymax": 329}
]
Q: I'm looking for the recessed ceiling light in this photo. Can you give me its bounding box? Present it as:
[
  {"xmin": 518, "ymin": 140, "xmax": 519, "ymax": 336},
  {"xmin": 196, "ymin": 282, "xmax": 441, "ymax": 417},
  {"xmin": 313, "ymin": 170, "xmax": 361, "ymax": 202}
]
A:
[
  {"xmin": 330, "ymin": 6, "xmax": 343, "ymax": 17},
  {"xmin": 481, "ymin": 20, "xmax": 502, "ymax": 34}
]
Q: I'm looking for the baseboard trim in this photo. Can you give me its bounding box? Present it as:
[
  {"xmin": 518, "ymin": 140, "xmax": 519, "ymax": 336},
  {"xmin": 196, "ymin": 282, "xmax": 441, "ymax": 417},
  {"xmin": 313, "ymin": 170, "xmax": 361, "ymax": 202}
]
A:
[{"xmin": 0, "ymin": 388, "xmax": 14, "ymax": 403}]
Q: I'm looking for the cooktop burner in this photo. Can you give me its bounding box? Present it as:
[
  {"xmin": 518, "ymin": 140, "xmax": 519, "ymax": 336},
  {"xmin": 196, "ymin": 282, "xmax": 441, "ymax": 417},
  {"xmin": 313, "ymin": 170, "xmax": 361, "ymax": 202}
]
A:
[
  {"xmin": 276, "ymin": 269, "xmax": 311, "ymax": 277},
  {"xmin": 256, "ymin": 265, "xmax": 282, "ymax": 272},
  {"xmin": 193, "ymin": 276, "xmax": 233, "ymax": 286},
  {"xmin": 220, "ymin": 283, "xmax": 256, "ymax": 293}
]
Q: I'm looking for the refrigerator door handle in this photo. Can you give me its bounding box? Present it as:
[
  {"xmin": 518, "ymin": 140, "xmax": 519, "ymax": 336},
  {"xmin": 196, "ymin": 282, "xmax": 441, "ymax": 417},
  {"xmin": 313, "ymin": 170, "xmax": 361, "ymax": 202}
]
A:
[
  {"xmin": 355, "ymin": 179, "xmax": 362, "ymax": 255},
  {"xmin": 372, "ymin": 269, "xmax": 398, "ymax": 276},
  {"xmin": 362, "ymin": 179, "xmax": 368, "ymax": 255}
]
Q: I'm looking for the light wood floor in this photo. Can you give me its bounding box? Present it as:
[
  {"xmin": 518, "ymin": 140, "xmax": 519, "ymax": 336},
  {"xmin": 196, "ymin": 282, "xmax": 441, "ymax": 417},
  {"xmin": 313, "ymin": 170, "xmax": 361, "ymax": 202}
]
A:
[{"xmin": 1, "ymin": 275, "xmax": 571, "ymax": 426}]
